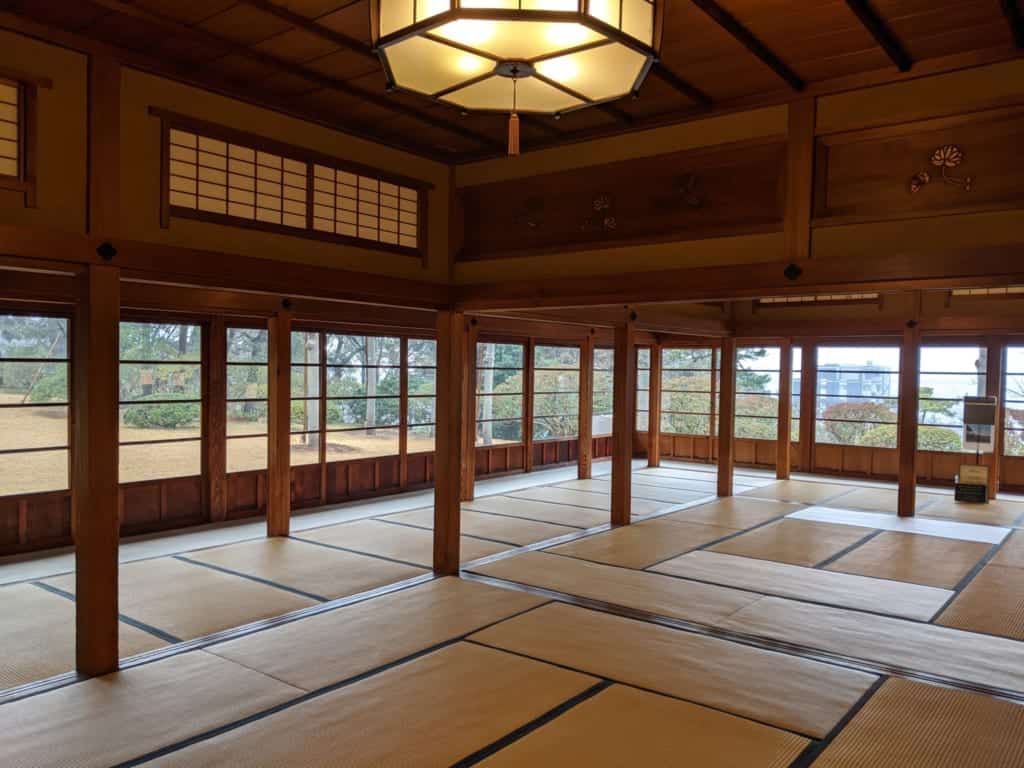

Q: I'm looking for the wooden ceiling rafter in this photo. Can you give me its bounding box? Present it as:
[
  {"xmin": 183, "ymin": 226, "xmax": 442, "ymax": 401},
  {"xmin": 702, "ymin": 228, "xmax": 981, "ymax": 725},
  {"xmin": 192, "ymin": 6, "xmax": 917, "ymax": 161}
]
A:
[
  {"xmin": 687, "ymin": 0, "xmax": 805, "ymax": 91},
  {"xmin": 82, "ymin": 0, "xmax": 503, "ymax": 151},
  {"xmin": 844, "ymin": 0, "xmax": 912, "ymax": 72},
  {"xmin": 235, "ymin": 0, "xmax": 378, "ymax": 63},
  {"xmin": 1003, "ymin": 0, "xmax": 1024, "ymax": 49},
  {"xmin": 650, "ymin": 62, "xmax": 713, "ymax": 109}
]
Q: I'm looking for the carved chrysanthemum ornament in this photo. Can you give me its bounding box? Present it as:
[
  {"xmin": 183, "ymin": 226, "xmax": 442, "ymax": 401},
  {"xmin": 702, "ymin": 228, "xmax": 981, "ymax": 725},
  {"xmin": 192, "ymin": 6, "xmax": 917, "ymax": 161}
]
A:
[
  {"xmin": 909, "ymin": 144, "xmax": 972, "ymax": 194},
  {"xmin": 930, "ymin": 145, "xmax": 963, "ymax": 168}
]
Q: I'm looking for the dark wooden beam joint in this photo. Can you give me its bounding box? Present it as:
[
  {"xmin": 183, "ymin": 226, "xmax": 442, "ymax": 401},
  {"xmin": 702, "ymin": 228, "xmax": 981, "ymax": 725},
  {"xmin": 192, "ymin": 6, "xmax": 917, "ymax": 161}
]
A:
[
  {"xmin": 1003, "ymin": 0, "xmax": 1024, "ymax": 48},
  {"xmin": 651, "ymin": 63, "xmax": 713, "ymax": 109},
  {"xmin": 689, "ymin": 0, "xmax": 805, "ymax": 91},
  {"xmin": 845, "ymin": 0, "xmax": 913, "ymax": 72}
]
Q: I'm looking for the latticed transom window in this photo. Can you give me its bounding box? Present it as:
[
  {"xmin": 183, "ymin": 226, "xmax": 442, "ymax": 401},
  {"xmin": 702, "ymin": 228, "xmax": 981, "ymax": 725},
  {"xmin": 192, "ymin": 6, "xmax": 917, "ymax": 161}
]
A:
[
  {"xmin": 313, "ymin": 165, "xmax": 418, "ymax": 249},
  {"xmin": 168, "ymin": 129, "xmax": 307, "ymax": 228},
  {"xmin": 0, "ymin": 80, "xmax": 19, "ymax": 178}
]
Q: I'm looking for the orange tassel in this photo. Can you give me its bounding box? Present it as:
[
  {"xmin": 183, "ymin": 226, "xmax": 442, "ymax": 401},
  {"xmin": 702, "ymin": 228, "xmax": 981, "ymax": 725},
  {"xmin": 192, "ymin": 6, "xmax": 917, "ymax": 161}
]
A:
[{"xmin": 508, "ymin": 112, "xmax": 520, "ymax": 156}]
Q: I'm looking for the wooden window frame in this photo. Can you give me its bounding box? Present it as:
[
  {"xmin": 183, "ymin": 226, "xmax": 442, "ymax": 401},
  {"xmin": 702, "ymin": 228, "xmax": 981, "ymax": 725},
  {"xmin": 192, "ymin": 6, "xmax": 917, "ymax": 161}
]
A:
[
  {"xmin": 592, "ymin": 346, "xmax": 614, "ymax": 438},
  {"xmin": 474, "ymin": 336, "xmax": 527, "ymax": 451},
  {"xmin": 0, "ymin": 69, "xmax": 49, "ymax": 208},
  {"xmin": 660, "ymin": 345, "xmax": 717, "ymax": 438},
  {"xmin": 405, "ymin": 335, "xmax": 437, "ymax": 457},
  {"xmin": 152, "ymin": 108, "xmax": 432, "ymax": 260},
  {"xmin": 225, "ymin": 324, "xmax": 270, "ymax": 475},
  {"xmin": 531, "ymin": 341, "xmax": 582, "ymax": 444}
]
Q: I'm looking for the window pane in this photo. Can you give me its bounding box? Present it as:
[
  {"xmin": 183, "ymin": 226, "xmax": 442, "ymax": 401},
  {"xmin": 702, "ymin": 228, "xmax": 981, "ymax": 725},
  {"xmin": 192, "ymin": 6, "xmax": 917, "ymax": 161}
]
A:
[
  {"xmin": 409, "ymin": 368, "xmax": 436, "ymax": 395},
  {"xmin": 326, "ymin": 366, "xmax": 400, "ymax": 397},
  {"xmin": 290, "ymin": 432, "xmax": 321, "ymax": 465},
  {"xmin": 736, "ymin": 416, "xmax": 778, "ymax": 439},
  {"xmin": 408, "ymin": 396, "xmax": 435, "ymax": 426},
  {"xmin": 815, "ymin": 345, "xmax": 900, "ymax": 448},
  {"xmin": 291, "ymin": 399, "xmax": 321, "ymax": 433},
  {"xmin": 227, "ymin": 402, "xmax": 268, "ymax": 435},
  {"xmin": 636, "ymin": 348, "xmax": 651, "ymax": 369},
  {"xmin": 409, "ymin": 424, "xmax": 435, "ymax": 453},
  {"xmin": 325, "ymin": 334, "xmax": 401, "ymax": 366},
  {"xmin": 325, "ymin": 428, "xmax": 399, "ymax": 460},
  {"xmin": 0, "ymin": 405, "xmax": 68, "ymax": 450},
  {"xmin": 291, "ymin": 331, "xmax": 320, "ymax": 365},
  {"xmin": 408, "ymin": 338, "xmax": 437, "ymax": 366},
  {"xmin": 535, "ymin": 345, "xmax": 580, "ymax": 368},
  {"xmin": 0, "ymin": 361, "xmax": 68, "ymax": 402},
  {"xmin": 476, "ymin": 419, "xmax": 523, "ymax": 446},
  {"xmin": 227, "ymin": 328, "xmax": 268, "ymax": 363},
  {"xmin": 663, "ymin": 348, "xmax": 711, "ymax": 369},
  {"xmin": 662, "ymin": 370, "xmax": 712, "ymax": 391},
  {"xmin": 119, "ymin": 363, "xmax": 202, "ymax": 401},
  {"xmin": 0, "ymin": 315, "xmax": 68, "ymax": 358},
  {"xmin": 661, "ymin": 412, "xmax": 709, "ymax": 435},
  {"xmin": 228, "ymin": 365, "xmax": 268, "ymax": 399},
  {"xmin": 120, "ymin": 322, "xmax": 200, "ymax": 361},
  {"xmin": 120, "ymin": 440, "xmax": 201, "ymax": 482},
  {"xmin": 477, "ymin": 369, "xmax": 523, "ymax": 395},
  {"xmin": 736, "ymin": 393, "xmax": 779, "ymax": 418},
  {"xmin": 661, "ymin": 346, "xmax": 715, "ymax": 436},
  {"xmin": 291, "ymin": 367, "xmax": 320, "ymax": 398},
  {"xmin": 534, "ymin": 370, "xmax": 579, "ymax": 393},
  {"xmin": 477, "ymin": 343, "xmax": 523, "ymax": 368},
  {"xmin": 325, "ymin": 398, "xmax": 401, "ymax": 429},
  {"xmin": 477, "ymin": 394, "xmax": 523, "ymax": 420},
  {"xmin": 534, "ymin": 392, "xmax": 579, "ymax": 417},
  {"xmin": 227, "ymin": 436, "xmax": 267, "ymax": 473},
  {"xmin": 119, "ymin": 403, "xmax": 202, "ymax": 442},
  {"xmin": 0, "ymin": 449, "xmax": 68, "ymax": 496},
  {"xmin": 533, "ymin": 415, "xmax": 579, "ymax": 441}
]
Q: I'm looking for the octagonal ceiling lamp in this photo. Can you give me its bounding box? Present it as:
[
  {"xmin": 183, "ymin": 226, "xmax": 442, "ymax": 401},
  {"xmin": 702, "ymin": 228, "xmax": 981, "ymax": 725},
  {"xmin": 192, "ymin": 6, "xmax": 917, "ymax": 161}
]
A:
[{"xmin": 372, "ymin": 0, "xmax": 661, "ymax": 155}]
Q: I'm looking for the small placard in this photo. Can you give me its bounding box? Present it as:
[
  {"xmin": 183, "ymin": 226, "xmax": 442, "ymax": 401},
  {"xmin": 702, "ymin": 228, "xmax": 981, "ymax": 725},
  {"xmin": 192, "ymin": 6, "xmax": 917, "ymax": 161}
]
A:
[{"xmin": 959, "ymin": 465, "xmax": 989, "ymax": 486}]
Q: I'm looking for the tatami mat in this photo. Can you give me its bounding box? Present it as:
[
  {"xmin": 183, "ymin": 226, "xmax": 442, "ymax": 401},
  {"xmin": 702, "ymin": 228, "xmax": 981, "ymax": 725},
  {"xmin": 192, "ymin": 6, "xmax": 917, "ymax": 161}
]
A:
[
  {"xmin": 652, "ymin": 550, "xmax": 952, "ymax": 621},
  {"xmin": 937, "ymin": 564, "xmax": 1024, "ymax": 641},
  {"xmin": 294, "ymin": 519, "xmax": 509, "ymax": 567},
  {"xmin": 45, "ymin": 557, "xmax": 316, "ymax": 642},
  {"xmin": 631, "ymin": 472, "xmax": 719, "ymax": 492},
  {"xmin": 0, "ymin": 650, "xmax": 302, "ymax": 767},
  {"xmin": 600, "ymin": 482, "xmax": 710, "ymax": 505},
  {"xmin": 812, "ymin": 678, "xmax": 1024, "ymax": 768},
  {"xmin": 187, "ymin": 537, "xmax": 425, "ymax": 600},
  {"xmin": 509, "ymin": 486, "xmax": 670, "ymax": 516},
  {"xmin": 381, "ymin": 506, "xmax": 577, "ymax": 546},
  {"xmin": 465, "ymin": 495, "xmax": 609, "ymax": 528},
  {"xmin": 478, "ymin": 683, "xmax": 809, "ymax": 768},
  {"xmin": 710, "ymin": 519, "xmax": 872, "ymax": 567},
  {"xmin": 790, "ymin": 506, "xmax": 1009, "ymax": 544},
  {"xmin": 742, "ymin": 480, "xmax": 854, "ymax": 505},
  {"xmin": 825, "ymin": 531, "xmax": 992, "ymax": 589},
  {"xmin": 470, "ymin": 602, "xmax": 876, "ymax": 738},
  {"xmin": 663, "ymin": 497, "xmax": 802, "ymax": 531},
  {"xmin": 472, "ymin": 550, "xmax": 762, "ymax": 625},
  {"xmin": 0, "ymin": 582, "xmax": 166, "ymax": 690},
  {"xmin": 151, "ymin": 643, "xmax": 597, "ymax": 768},
  {"xmin": 827, "ymin": 487, "xmax": 933, "ymax": 515},
  {"xmin": 922, "ymin": 495, "xmax": 1024, "ymax": 528},
  {"xmin": 547, "ymin": 518, "xmax": 734, "ymax": 569},
  {"xmin": 995, "ymin": 531, "xmax": 1024, "ymax": 568},
  {"xmin": 209, "ymin": 577, "xmax": 546, "ymax": 691},
  {"xmin": 718, "ymin": 595, "xmax": 1024, "ymax": 693}
]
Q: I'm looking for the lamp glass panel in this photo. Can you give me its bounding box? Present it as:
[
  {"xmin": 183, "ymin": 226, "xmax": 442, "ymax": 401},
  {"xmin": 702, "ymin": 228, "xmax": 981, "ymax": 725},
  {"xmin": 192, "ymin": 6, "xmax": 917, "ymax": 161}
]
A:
[
  {"xmin": 380, "ymin": 0, "xmax": 414, "ymax": 36},
  {"xmin": 441, "ymin": 74, "xmax": 583, "ymax": 112},
  {"xmin": 586, "ymin": 0, "xmax": 621, "ymax": 28},
  {"xmin": 621, "ymin": 0, "xmax": 654, "ymax": 45},
  {"xmin": 431, "ymin": 19, "xmax": 604, "ymax": 59},
  {"xmin": 384, "ymin": 36, "xmax": 494, "ymax": 95},
  {"xmin": 535, "ymin": 42, "xmax": 646, "ymax": 100},
  {"xmin": 522, "ymin": 0, "xmax": 579, "ymax": 9},
  {"xmin": 415, "ymin": 0, "xmax": 452, "ymax": 22},
  {"xmin": 460, "ymin": 0, "xmax": 519, "ymax": 7}
]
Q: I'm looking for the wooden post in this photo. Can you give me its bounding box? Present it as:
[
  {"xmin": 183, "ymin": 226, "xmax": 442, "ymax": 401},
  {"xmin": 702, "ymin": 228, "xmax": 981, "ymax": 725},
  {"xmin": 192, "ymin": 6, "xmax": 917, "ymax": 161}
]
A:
[
  {"xmin": 777, "ymin": 339, "xmax": 792, "ymax": 479},
  {"xmin": 399, "ymin": 336, "xmax": 409, "ymax": 490},
  {"xmin": 578, "ymin": 332, "xmax": 594, "ymax": 480},
  {"xmin": 799, "ymin": 343, "xmax": 816, "ymax": 472},
  {"xmin": 784, "ymin": 98, "xmax": 815, "ymax": 262},
  {"xmin": 73, "ymin": 264, "xmax": 120, "ymax": 676},
  {"xmin": 648, "ymin": 340, "xmax": 662, "ymax": 468},
  {"xmin": 434, "ymin": 310, "xmax": 467, "ymax": 574},
  {"xmin": 87, "ymin": 56, "xmax": 120, "ymax": 235},
  {"xmin": 717, "ymin": 337, "xmax": 737, "ymax": 497},
  {"xmin": 986, "ymin": 336, "xmax": 1004, "ymax": 500},
  {"xmin": 267, "ymin": 309, "xmax": 292, "ymax": 537},
  {"xmin": 897, "ymin": 320, "xmax": 921, "ymax": 517},
  {"xmin": 611, "ymin": 312, "xmax": 637, "ymax": 526},
  {"xmin": 460, "ymin": 322, "xmax": 478, "ymax": 501},
  {"xmin": 207, "ymin": 317, "xmax": 227, "ymax": 522},
  {"xmin": 524, "ymin": 338, "xmax": 535, "ymax": 473}
]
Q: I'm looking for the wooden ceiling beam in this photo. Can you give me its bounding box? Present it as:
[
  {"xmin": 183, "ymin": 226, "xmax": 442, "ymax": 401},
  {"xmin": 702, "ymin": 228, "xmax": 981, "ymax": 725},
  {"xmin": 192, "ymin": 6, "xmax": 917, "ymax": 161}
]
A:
[
  {"xmin": 236, "ymin": 0, "xmax": 377, "ymax": 62},
  {"xmin": 82, "ymin": 0, "xmax": 501, "ymax": 150},
  {"xmin": 688, "ymin": 0, "xmax": 805, "ymax": 91},
  {"xmin": 651, "ymin": 62, "xmax": 713, "ymax": 109},
  {"xmin": 1003, "ymin": 0, "xmax": 1024, "ymax": 48},
  {"xmin": 845, "ymin": 0, "xmax": 912, "ymax": 72}
]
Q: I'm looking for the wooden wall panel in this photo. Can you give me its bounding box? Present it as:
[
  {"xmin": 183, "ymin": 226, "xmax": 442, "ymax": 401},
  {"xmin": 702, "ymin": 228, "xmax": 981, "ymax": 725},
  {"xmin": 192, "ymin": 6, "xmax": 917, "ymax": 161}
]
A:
[
  {"xmin": 459, "ymin": 140, "xmax": 786, "ymax": 261},
  {"xmin": 291, "ymin": 464, "xmax": 321, "ymax": 509},
  {"xmin": 226, "ymin": 470, "xmax": 265, "ymax": 520},
  {"xmin": 120, "ymin": 483, "xmax": 162, "ymax": 530},
  {"xmin": 163, "ymin": 477, "xmax": 203, "ymax": 523}
]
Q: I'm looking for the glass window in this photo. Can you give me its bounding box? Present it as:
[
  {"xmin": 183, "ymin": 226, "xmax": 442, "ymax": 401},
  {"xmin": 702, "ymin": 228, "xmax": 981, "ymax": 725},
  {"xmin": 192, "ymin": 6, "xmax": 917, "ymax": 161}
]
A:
[
  {"xmin": 407, "ymin": 338, "xmax": 437, "ymax": 454},
  {"xmin": 815, "ymin": 346, "xmax": 900, "ymax": 449},
  {"xmin": 0, "ymin": 314, "xmax": 70, "ymax": 496},
  {"xmin": 119, "ymin": 322, "xmax": 202, "ymax": 482},
  {"xmin": 290, "ymin": 330, "xmax": 321, "ymax": 466},
  {"xmin": 226, "ymin": 327, "xmax": 269, "ymax": 473},
  {"xmin": 592, "ymin": 347, "xmax": 613, "ymax": 436},
  {"xmin": 661, "ymin": 347, "xmax": 714, "ymax": 436},
  {"xmin": 476, "ymin": 342, "xmax": 525, "ymax": 447},
  {"xmin": 735, "ymin": 346, "xmax": 781, "ymax": 440},
  {"xmin": 791, "ymin": 346, "xmax": 802, "ymax": 442},
  {"xmin": 0, "ymin": 80, "xmax": 19, "ymax": 178},
  {"xmin": 533, "ymin": 345, "xmax": 580, "ymax": 441},
  {"xmin": 1003, "ymin": 347, "xmax": 1024, "ymax": 457},
  {"xmin": 636, "ymin": 347, "xmax": 650, "ymax": 432},
  {"xmin": 917, "ymin": 345, "xmax": 986, "ymax": 453}
]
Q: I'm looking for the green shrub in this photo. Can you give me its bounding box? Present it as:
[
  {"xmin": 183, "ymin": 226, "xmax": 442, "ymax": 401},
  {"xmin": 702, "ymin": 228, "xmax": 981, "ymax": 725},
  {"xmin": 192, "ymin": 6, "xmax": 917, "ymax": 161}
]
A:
[
  {"xmin": 27, "ymin": 368, "xmax": 67, "ymax": 403},
  {"xmin": 123, "ymin": 393, "xmax": 198, "ymax": 429}
]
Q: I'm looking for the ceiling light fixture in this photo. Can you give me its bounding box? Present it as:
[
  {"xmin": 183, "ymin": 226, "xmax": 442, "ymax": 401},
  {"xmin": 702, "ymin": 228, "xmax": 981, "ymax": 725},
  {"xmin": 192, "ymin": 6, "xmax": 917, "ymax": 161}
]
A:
[{"xmin": 371, "ymin": 0, "xmax": 660, "ymax": 155}]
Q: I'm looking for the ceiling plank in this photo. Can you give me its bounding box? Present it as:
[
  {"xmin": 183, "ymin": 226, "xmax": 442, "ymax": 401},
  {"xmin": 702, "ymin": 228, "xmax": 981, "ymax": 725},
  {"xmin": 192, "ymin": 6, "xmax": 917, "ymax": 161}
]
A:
[
  {"xmin": 83, "ymin": 0, "xmax": 501, "ymax": 150},
  {"xmin": 688, "ymin": 0, "xmax": 805, "ymax": 91},
  {"xmin": 236, "ymin": 0, "xmax": 377, "ymax": 62},
  {"xmin": 845, "ymin": 0, "xmax": 913, "ymax": 72},
  {"xmin": 1003, "ymin": 0, "xmax": 1024, "ymax": 48},
  {"xmin": 651, "ymin": 62, "xmax": 712, "ymax": 109}
]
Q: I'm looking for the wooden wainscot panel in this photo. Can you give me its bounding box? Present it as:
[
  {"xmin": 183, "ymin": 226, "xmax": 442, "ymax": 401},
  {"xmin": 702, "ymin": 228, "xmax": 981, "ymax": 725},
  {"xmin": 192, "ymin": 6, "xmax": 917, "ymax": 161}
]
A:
[
  {"xmin": 871, "ymin": 447, "xmax": 898, "ymax": 479},
  {"xmin": 227, "ymin": 470, "xmax": 266, "ymax": 520},
  {"xmin": 163, "ymin": 476, "xmax": 203, "ymax": 523},
  {"xmin": 406, "ymin": 452, "xmax": 435, "ymax": 487},
  {"xmin": 1001, "ymin": 456, "xmax": 1024, "ymax": 493},
  {"xmin": 814, "ymin": 442, "xmax": 843, "ymax": 473},
  {"xmin": 841, "ymin": 445, "xmax": 873, "ymax": 476},
  {"xmin": 0, "ymin": 492, "xmax": 73, "ymax": 555},
  {"xmin": 459, "ymin": 139, "xmax": 786, "ymax": 261},
  {"xmin": 734, "ymin": 438, "xmax": 757, "ymax": 465},
  {"xmin": 291, "ymin": 463, "xmax": 321, "ymax": 508},
  {"xmin": 0, "ymin": 497, "xmax": 18, "ymax": 549},
  {"xmin": 815, "ymin": 108, "xmax": 1024, "ymax": 225},
  {"xmin": 120, "ymin": 482, "xmax": 162, "ymax": 530}
]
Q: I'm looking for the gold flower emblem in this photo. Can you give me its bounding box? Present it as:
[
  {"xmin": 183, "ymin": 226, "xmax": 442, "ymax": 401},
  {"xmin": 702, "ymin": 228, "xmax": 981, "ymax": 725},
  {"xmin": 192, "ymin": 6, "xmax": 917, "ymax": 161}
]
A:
[{"xmin": 930, "ymin": 145, "xmax": 963, "ymax": 168}]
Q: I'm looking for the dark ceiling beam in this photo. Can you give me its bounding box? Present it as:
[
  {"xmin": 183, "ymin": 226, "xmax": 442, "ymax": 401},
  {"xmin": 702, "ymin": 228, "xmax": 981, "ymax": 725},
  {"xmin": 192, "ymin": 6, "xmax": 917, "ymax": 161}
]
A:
[
  {"xmin": 598, "ymin": 102, "xmax": 634, "ymax": 124},
  {"xmin": 845, "ymin": 0, "xmax": 912, "ymax": 72},
  {"xmin": 236, "ymin": 0, "xmax": 377, "ymax": 62},
  {"xmin": 688, "ymin": 0, "xmax": 805, "ymax": 91},
  {"xmin": 84, "ymin": 0, "xmax": 501, "ymax": 150},
  {"xmin": 1002, "ymin": 0, "xmax": 1024, "ymax": 48},
  {"xmin": 651, "ymin": 62, "xmax": 713, "ymax": 109}
]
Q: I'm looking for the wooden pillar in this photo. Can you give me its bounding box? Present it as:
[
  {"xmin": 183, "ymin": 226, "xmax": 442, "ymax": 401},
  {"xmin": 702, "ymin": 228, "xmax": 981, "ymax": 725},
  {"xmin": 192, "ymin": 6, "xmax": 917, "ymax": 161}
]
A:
[
  {"xmin": 648, "ymin": 340, "xmax": 662, "ymax": 468},
  {"xmin": 461, "ymin": 322, "xmax": 478, "ymax": 500},
  {"xmin": 897, "ymin": 321, "xmax": 921, "ymax": 517},
  {"xmin": 611, "ymin": 312, "xmax": 637, "ymax": 526},
  {"xmin": 784, "ymin": 98, "xmax": 815, "ymax": 262},
  {"xmin": 87, "ymin": 56, "xmax": 120, "ymax": 235},
  {"xmin": 267, "ymin": 309, "xmax": 292, "ymax": 537},
  {"xmin": 399, "ymin": 336, "xmax": 409, "ymax": 490},
  {"xmin": 717, "ymin": 337, "xmax": 737, "ymax": 497},
  {"xmin": 73, "ymin": 264, "xmax": 120, "ymax": 676},
  {"xmin": 799, "ymin": 343, "xmax": 816, "ymax": 472},
  {"xmin": 434, "ymin": 310, "xmax": 467, "ymax": 574},
  {"xmin": 987, "ymin": 337, "xmax": 1004, "ymax": 500},
  {"xmin": 777, "ymin": 339, "xmax": 793, "ymax": 480},
  {"xmin": 578, "ymin": 332, "xmax": 594, "ymax": 480},
  {"xmin": 207, "ymin": 317, "xmax": 227, "ymax": 522},
  {"xmin": 524, "ymin": 338, "xmax": 535, "ymax": 473}
]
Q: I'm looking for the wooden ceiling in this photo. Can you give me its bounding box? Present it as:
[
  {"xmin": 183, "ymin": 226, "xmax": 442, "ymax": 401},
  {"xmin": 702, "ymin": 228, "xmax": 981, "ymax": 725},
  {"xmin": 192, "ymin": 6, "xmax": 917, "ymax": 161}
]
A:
[{"xmin": 4, "ymin": 0, "xmax": 1022, "ymax": 160}]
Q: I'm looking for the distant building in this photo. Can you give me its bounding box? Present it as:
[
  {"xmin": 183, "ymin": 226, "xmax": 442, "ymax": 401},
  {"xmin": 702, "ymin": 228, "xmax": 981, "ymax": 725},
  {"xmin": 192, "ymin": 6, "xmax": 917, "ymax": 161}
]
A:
[{"xmin": 815, "ymin": 363, "xmax": 893, "ymax": 398}]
